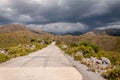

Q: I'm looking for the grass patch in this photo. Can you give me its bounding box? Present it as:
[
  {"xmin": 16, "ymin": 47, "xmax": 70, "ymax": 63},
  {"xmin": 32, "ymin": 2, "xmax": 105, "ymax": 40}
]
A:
[{"xmin": 0, "ymin": 53, "xmax": 10, "ymax": 63}]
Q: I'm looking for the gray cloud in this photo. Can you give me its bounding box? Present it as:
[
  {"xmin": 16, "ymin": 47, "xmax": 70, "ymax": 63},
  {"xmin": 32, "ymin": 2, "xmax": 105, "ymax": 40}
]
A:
[
  {"xmin": 28, "ymin": 22, "xmax": 87, "ymax": 34},
  {"xmin": 96, "ymin": 21, "xmax": 120, "ymax": 30},
  {"xmin": 0, "ymin": 0, "xmax": 120, "ymax": 33}
]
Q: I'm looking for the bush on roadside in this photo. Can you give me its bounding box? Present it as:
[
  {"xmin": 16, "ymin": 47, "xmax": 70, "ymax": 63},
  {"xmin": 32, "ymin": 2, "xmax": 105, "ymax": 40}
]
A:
[
  {"xmin": 7, "ymin": 44, "xmax": 44, "ymax": 58},
  {"xmin": 102, "ymin": 66, "xmax": 120, "ymax": 80},
  {"xmin": 74, "ymin": 55, "xmax": 83, "ymax": 61},
  {"xmin": 79, "ymin": 42, "xmax": 100, "ymax": 53},
  {"xmin": 0, "ymin": 53, "xmax": 10, "ymax": 63}
]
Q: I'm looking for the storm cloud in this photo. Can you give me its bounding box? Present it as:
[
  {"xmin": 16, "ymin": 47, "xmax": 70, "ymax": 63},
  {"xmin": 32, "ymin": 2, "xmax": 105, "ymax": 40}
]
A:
[
  {"xmin": 28, "ymin": 22, "xmax": 88, "ymax": 34},
  {"xmin": 0, "ymin": 0, "xmax": 120, "ymax": 33}
]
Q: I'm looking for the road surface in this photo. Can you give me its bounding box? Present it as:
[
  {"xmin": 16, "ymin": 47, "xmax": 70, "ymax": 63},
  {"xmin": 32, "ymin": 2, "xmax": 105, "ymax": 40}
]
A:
[{"xmin": 0, "ymin": 42, "xmax": 82, "ymax": 80}]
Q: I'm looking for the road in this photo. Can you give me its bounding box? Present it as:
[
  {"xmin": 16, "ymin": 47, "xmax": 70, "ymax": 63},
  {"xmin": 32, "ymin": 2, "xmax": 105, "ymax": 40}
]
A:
[{"xmin": 0, "ymin": 42, "xmax": 82, "ymax": 80}]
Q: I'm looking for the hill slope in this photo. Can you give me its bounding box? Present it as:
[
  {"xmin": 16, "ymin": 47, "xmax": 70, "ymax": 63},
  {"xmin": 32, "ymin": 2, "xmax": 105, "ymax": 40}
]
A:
[
  {"xmin": 55, "ymin": 31, "xmax": 120, "ymax": 53},
  {"xmin": 0, "ymin": 24, "xmax": 29, "ymax": 33},
  {"xmin": 0, "ymin": 24, "xmax": 53, "ymax": 49}
]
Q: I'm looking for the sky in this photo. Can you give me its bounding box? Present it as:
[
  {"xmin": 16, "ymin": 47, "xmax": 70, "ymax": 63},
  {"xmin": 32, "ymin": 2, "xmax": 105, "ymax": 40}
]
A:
[{"xmin": 0, "ymin": 0, "xmax": 120, "ymax": 34}]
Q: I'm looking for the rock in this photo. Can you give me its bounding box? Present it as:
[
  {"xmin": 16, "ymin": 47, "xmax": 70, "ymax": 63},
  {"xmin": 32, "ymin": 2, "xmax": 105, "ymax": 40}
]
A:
[
  {"xmin": 40, "ymin": 40, "xmax": 46, "ymax": 45},
  {"xmin": 101, "ymin": 57, "xmax": 111, "ymax": 66},
  {"xmin": 96, "ymin": 60, "xmax": 102, "ymax": 64},
  {"xmin": 62, "ymin": 45, "xmax": 67, "ymax": 49},
  {"xmin": 75, "ymin": 51, "xmax": 83, "ymax": 56},
  {"xmin": 0, "ymin": 48, "xmax": 7, "ymax": 55},
  {"xmin": 82, "ymin": 57, "xmax": 111, "ymax": 73},
  {"xmin": 86, "ymin": 58, "xmax": 92, "ymax": 62},
  {"xmin": 90, "ymin": 57, "xmax": 97, "ymax": 63},
  {"xmin": 26, "ymin": 45, "xmax": 36, "ymax": 50}
]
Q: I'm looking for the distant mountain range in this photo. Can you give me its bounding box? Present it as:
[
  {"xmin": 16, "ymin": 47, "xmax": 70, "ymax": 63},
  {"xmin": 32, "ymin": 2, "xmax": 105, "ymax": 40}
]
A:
[
  {"xmin": 62, "ymin": 28, "xmax": 120, "ymax": 36},
  {"xmin": 93, "ymin": 28, "xmax": 120, "ymax": 36},
  {"xmin": 64, "ymin": 31, "xmax": 84, "ymax": 35},
  {"xmin": 0, "ymin": 24, "xmax": 120, "ymax": 36}
]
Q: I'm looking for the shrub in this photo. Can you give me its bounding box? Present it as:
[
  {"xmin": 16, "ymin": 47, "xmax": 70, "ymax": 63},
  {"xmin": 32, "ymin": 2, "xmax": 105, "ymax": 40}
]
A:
[
  {"xmin": 74, "ymin": 55, "xmax": 83, "ymax": 61},
  {"xmin": 79, "ymin": 45, "xmax": 95, "ymax": 55},
  {"xmin": 89, "ymin": 44, "xmax": 100, "ymax": 52},
  {"xmin": 79, "ymin": 42, "xmax": 90, "ymax": 46},
  {"xmin": 79, "ymin": 42, "xmax": 100, "ymax": 53},
  {"xmin": 102, "ymin": 66, "xmax": 120, "ymax": 80},
  {"xmin": 0, "ymin": 53, "xmax": 10, "ymax": 63},
  {"xmin": 70, "ymin": 43, "xmax": 78, "ymax": 47},
  {"xmin": 8, "ymin": 45, "xmax": 34, "ymax": 58}
]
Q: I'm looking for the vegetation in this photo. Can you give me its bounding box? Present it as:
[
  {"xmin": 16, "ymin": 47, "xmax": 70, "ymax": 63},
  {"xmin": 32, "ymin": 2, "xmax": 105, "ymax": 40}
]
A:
[
  {"xmin": 102, "ymin": 66, "xmax": 120, "ymax": 80},
  {"xmin": 0, "ymin": 24, "xmax": 120, "ymax": 80},
  {"xmin": 0, "ymin": 53, "xmax": 10, "ymax": 63},
  {"xmin": 0, "ymin": 42, "xmax": 48, "ymax": 63},
  {"xmin": 0, "ymin": 25, "xmax": 53, "ymax": 63},
  {"xmin": 57, "ymin": 41, "xmax": 120, "ymax": 80},
  {"xmin": 74, "ymin": 55, "xmax": 83, "ymax": 61},
  {"xmin": 55, "ymin": 33, "xmax": 120, "ymax": 53}
]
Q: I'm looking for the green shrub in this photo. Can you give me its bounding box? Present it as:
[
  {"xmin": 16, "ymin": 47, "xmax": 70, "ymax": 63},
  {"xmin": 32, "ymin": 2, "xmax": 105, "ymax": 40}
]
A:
[
  {"xmin": 102, "ymin": 66, "xmax": 120, "ymax": 80},
  {"xmin": 74, "ymin": 55, "xmax": 83, "ymax": 61},
  {"xmin": 8, "ymin": 45, "xmax": 34, "ymax": 58},
  {"xmin": 79, "ymin": 45, "xmax": 95, "ymax": 55},
  {"xmin": 0, "ymin": 53, "xmax": 10, "ymax": 63},
  {"xmin": 70, "ymin": 43, "xmax": 78, "ymax": 47},
  {"xmin": 64, "ymin": 47, "xmax": 81, "ymax": 56},
  {"xmin": 79, "ymin": 42, "xmax": 100, "ymax": 53},
  {"xmin": 79, "ymin": 42, "xmax": 90, "ymax": 46}
]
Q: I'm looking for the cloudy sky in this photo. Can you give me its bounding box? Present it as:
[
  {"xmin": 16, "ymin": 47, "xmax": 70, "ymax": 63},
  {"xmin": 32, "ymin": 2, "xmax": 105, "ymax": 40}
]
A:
[{"xmin": 0, "ymin": 0, "xmax": 120, "ymax": 34}]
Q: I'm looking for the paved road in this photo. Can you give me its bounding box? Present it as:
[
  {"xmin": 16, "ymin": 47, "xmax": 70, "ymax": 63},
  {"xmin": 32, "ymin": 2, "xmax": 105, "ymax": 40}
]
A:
[{"xmin": 0, "ymin": 42, "xmax": 82, "ymax": 80}]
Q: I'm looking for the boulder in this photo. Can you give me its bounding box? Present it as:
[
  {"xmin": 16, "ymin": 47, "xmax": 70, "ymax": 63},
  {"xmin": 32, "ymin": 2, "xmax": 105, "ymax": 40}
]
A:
[
  {"xmin": 75, "ymin": 51, "xmax": 83, "ymax": 56},
  {"xmin": 86, "ymin": 58, "xmax": 92, "ymax": 62},
  {"xmin": 82, "ymin": 57, "xmax": 111, "ymax": 73},
  {"xmin": 40, "ymin": 40, "xmax": 46, "ymax": 45},
  {"xmin": 101, "ymin": 57, "xmax": 111, "ymax": 66},
  {"xmin": 0, "ymin": 48, "xmax": 7, "ymax": 55},
  {"xmin": 90, "ymin": 57, "xmax": 97, "ymax": 63},
  {"xmin": 26, "ymin": 45, "xmax": 36, "ymax": 50},
  {"xmin": 96, "ymin": 60, "xmax": 102, "ymax": 64},
  {"xmin": 62, "ymin": 45, "xmax": 67, "ymax": 49}
]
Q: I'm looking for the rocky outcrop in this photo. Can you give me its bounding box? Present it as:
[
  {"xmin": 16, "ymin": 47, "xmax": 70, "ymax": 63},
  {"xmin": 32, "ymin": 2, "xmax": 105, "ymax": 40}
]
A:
[
  {"xmin": 101, "ymin": 57, "xmax": 111, "ymax": 66},
  {"xmin": 81, "ymin": 57, "xmax": 112, "ymax": 73}
]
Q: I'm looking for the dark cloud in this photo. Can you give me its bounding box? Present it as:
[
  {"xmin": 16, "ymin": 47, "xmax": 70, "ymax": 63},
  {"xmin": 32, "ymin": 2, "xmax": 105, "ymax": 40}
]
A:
[
  {"xmin": 0, "ymin": 0, "xmax": 120, "ymax": 33},
  {"xmin": 28, "ymin": 22, "xmax": 88, "ymax": 34},
  {"xmin": 96, "ymin": 21, "xmax": 120, "ymax": 30}
]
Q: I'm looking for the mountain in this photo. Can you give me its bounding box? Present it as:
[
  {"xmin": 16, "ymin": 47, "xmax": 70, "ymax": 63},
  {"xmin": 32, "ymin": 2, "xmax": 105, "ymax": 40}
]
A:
[
  {"xmin": 0, "ymin": 24, "xmax": 29, "ymax": 33},
  {"xmin": 0, "ymin": 24, "xmax": 53, "ymax": 48},
  {"xmin": 93, "ymin": 28, "xmax": 120, "ymax": 36},
  {"xmin": 65, "ymin": 31, "xmax": 84, "ymax": 35},
  {"xmin": 65, "ymin": 28, "xmax": 120, "ymax": 36}
]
